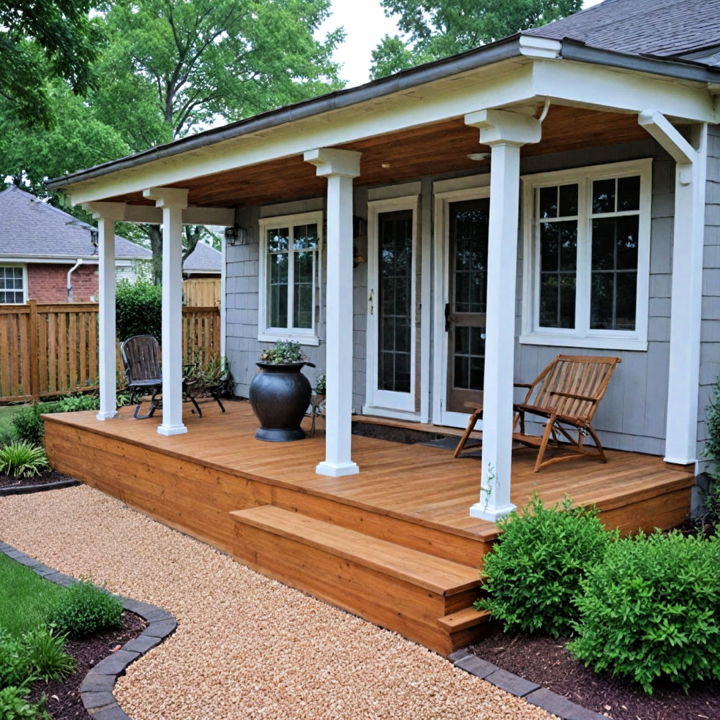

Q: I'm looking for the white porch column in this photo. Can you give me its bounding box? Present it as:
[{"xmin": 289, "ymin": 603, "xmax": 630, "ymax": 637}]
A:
[
  {"xmin": 465, "ymin": 110, "xmax": 541, "ymax": 521},
  {"xmin": 85, "ymin": 202, "xmax": 126, "ymax": 421},
  {"xmin": 143, "ymin": 187, "xmax": 189, "ymax": 436},
  {"xmin": 639, "ymin": 112, "xmax": 708, "ymax": 465},
  {"xmin": 304, "ymin": 148, "xmax": 361, "ymax": 477}
]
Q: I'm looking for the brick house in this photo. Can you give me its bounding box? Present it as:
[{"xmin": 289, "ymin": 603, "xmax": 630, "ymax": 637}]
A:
[{"xmin": 0, "ymin": 186, "xmax": 151, "ymax": 303}]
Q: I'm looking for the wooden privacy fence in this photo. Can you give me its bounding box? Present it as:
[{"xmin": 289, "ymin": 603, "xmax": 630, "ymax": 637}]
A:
[
  {"xmin": 183, "ymin": 277, "xmax": 220, "ymax": 306},
  {"xmin": 0, "ymin": 301, "xmax": 221, "ymax": 403}
]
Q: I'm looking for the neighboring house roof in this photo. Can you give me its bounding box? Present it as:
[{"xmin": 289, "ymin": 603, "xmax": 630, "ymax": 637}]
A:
[
  {"xmin": 0, "ymin": 186, "xmax": 151, "ymax": 262},
  {"xmin": 183, "ymin": 242, "xmax": 221, "ymax": 274},
  {"xmin": 527, "ymin": 0, "xmax": 720, "ymax": 61}
]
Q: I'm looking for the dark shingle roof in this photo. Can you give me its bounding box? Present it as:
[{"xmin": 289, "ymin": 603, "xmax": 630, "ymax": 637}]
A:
[
  {"xmin": 0, "ymin": 186, "xmax": 151, "ymax": 261},
  {"xmin": 183, "ymin": 242, "xmax": 221, "ymax": 274},
  {"xmin": 526, "ymin": 0, "xmax": 720, "ymax": 60}
]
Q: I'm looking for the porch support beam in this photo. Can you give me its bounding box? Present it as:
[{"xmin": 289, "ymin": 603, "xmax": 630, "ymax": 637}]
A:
[
  {"xmin": 465, "ymin": 109, "xmax": 541, "ymax": 521},
  {"xmin": 143, "ymin": 187, "xmax": 189, "ymax": 436},
  {"xmin": 122, "ymin": 204, "xmax": 235, "ymax": 226},
  {"xmin": 304, "ymin": 148, "xmax": 361, "ymax": 477},
  {"xmin": 85, "ymin": 202, "xmax": 126, "ymax": 421},
  {"xmin": 638, "ymin": 112, "xmax": 708, "ymax": 466}
]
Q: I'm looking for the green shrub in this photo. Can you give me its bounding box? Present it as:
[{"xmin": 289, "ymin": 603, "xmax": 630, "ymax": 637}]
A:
[
  {"xmin": 11, "ymin": 407, "xmax": 44, "ymax": 446},
  {"xmin": 0, "ymin": 629, "xmax": 30, "ymax": 689},
  {"xmin": 20, "ymin": 628, "xmax": 73, "ymax": 682},
  {"xmin": 569, "ymin": 531, "xmax": 720, "ymax": 694},
  {"xmin": 116, "ymin": 279, "xmax": 161, "ymax": 341},
  {"xmin": 55, "ymin": 394, "xmax": 99, "ymax": 412},
  {"xmin": 0, "ymin": 686, "xmax": 49, "ymax": 720},
  {"xmin": 49, "ymin": 581, "xmax": 122, "ymax": 638},
  {"xmin": 0, "ymin": 442, "xmax": 49, "ymax": 478},
  {"xmin": 476, "ymin": 494, "xmax": 613, "ymax": 637}
]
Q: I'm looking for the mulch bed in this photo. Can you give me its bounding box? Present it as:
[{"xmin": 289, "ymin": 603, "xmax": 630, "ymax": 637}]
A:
[
  {"xmin": 0, "ymin": 469, "xmax": 75, "ymax": 489},
  {"xmin": 470, "ymin": 630, "xmax": 720, "ymax": 720},
  {"xmin": 28, "ymin": 610, "xmax": 146, "ymax": 720}
]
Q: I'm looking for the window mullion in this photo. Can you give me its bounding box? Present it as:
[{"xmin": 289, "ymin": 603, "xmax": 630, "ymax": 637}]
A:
[
  {"xmin": 576, "ymin": 180, "xmax": 591, "ymax": 335},
  {"xmin": 287, "ymin": 228, "xmax": 295, "ymax": 330}
]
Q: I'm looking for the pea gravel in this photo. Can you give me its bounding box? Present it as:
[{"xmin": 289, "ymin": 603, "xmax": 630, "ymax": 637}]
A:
[{"xmin": 0, "ymin": 485, "xmax": 555, "ymax": 720}]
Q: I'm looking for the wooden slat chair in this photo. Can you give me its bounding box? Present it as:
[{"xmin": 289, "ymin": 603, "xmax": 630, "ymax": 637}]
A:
[
  {"xmin": 454, "ymin": 355, "xmax": 621, "ymax": 472},
  {"xmin": 120, "ymin": 335, "xmax": 225, "ymax": 419}
]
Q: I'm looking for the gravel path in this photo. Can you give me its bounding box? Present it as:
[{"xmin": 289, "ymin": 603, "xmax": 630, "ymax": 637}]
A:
[{"xmin": 0, "ymin": 486, "xmax": 554, "ymax": 720}]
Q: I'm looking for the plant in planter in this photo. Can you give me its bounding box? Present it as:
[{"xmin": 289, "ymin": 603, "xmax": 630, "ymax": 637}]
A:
[{"xmin": 249, "ymin": 342, "xmax": 315, "ymax": 441}]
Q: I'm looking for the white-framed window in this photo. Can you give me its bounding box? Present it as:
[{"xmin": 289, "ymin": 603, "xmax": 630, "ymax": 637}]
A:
[
  {"xmin": 258, "ymin": 211, "xmax": 322, "ymax": 345},
  {"xmin": 520, "ymin": 159, "xmax": 652, "ymax": 351},
  {"xmin": 0, "ymin": 265, "xmax": 27, "ymax": 304}
]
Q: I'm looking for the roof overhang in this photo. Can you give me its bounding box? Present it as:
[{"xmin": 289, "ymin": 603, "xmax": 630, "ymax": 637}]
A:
[{"xmin": 47, "ymin": 34, "xmax": 720, "ymax": 209}]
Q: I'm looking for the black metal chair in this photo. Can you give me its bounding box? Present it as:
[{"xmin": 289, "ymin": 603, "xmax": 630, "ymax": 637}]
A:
[{"xmin": 120, "ymin": 335, "xmax": 226, "ymax": 419}]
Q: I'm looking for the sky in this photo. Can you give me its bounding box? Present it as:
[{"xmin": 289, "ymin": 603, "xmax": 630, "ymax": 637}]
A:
[{"xmin": 322, "ymin": 0, "xmax": 604, "ymax": 88}]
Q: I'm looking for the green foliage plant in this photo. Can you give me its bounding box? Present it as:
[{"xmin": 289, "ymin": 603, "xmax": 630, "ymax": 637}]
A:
[
  {"xmin": 0, "ymin": 685, "xmax": 49, "ymax": 720},
  {"xmin": 0, "ymin": 629, "xmax": 31, "ymax": 689},
  {"xmin": 569, "ymin": 531, "xmax": 720, "ymax": 694},
  {"xmin": 259, "ymin": 341, "xmax": 307, "ymax": 365},
  {"xmin": 55, "ymin": 394, "xmax": 100, "ymax": 412},
  {"xmin": 0, "ymin": 442, "xmax": 49, "ymax": 478},
  {"xmin": 476, "ymin": 493, "xmax": 613, "ymax": 637},
  {"xmin": 315, "ymin": 374, "xmax": 326, "ymax": 395},
  {"xmin": 116, "ymin": 279, "xmax": 162, "ymax": 341},
  {"xmin": 20, "ymin": 628, "xmax": 74, "ymax": 682},
  {"xmin": 10, "ymin": 406, "xmax": 45, "ymax": 446},
  {"xmin": 49, "ymin": 580, "xmax": 123, "ymax": 638}
]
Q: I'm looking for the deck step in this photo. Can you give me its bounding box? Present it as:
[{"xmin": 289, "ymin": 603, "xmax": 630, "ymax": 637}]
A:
[{"xmin": 230, "ymin": 505, "xmax": 485, "ymax": 655}]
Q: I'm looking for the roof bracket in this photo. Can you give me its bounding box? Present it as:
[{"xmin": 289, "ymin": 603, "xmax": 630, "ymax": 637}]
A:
[{"xmin": 638, "ymin": 109, "xmax": 698, "ymax": 184}]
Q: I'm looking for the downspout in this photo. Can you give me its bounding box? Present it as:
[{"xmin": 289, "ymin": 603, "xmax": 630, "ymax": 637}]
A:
[{"xmin": 67, "ymin": 258, "xmax": 83, "ymax": 302}]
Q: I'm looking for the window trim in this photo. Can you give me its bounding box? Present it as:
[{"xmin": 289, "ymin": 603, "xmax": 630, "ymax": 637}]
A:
[
  {"xmin": 520, "ymin": 158, "xmax": 652, "ymax": 351},
  {"xmin": 258, "ymin": 211, "xmax": 323, "ymax": 346},
  {"xmin": 0, "ymin": 264, "xmax": 28, "ymax": 305}
]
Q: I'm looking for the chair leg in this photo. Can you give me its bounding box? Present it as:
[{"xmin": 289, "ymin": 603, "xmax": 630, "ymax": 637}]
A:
[
  {"xmin": 213, "ymin": 391, "xmax": 226, "ymax": 413},
  {"xmin": 454, "ymin": 411, "xmax": 481, "ymax": 458},
  {"xmin": 188, "ymin": 395, "xmax": 202, "ymax": 417},
  {"xmin": 586, "ymin": 425, "xmax": 608, "ymax": 463},
  {"xmin": 533, "ymin": 414, "xmax": 557, "ymax": 473}
]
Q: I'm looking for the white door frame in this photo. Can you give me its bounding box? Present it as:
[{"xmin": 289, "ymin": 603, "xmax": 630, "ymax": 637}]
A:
[
  {"xmin": 364, "ymin": 195, "xmax": 419, "ymax": 417},
  {"xmin": 432, "ymin": 182, "xmax": 490, "ymax": 428}
]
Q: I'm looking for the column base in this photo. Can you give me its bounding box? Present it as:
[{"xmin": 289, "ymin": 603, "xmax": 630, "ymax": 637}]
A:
[
  {"xmin": 315, "ymin": 460, "xmax": 360, "ymax": 477},
  {"xmin": 157, "ymin": 423, "xmax": 188, "ymax": 436},
  {"xmin": 469, "ymin": 501, "xmax": 516, "ymax": 522},
  {"xmin": 96, "ymin": 411, "xmax": 118, "ymax": 421}
]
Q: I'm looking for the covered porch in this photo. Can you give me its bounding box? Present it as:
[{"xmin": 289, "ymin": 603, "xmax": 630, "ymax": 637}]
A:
[{"xmin": 44, "ymin": 400, "xmax": 694, "ymax": 655}]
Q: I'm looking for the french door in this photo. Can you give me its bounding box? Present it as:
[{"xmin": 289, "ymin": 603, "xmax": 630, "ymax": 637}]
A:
[
  {"xmin": 434, "ymin": 188, "xmax": 490, "ymax": 427},
  {"xmin": 365, "ymin": 196, "xmax": 418, "ymax": 415}
]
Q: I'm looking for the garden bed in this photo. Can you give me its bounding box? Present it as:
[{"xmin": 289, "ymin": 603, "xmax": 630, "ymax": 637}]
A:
[
  {"xmin": 29, "ymin": 610, "xmax": 145, "ymax": 720},
  {"xmin": 0, "ymin": 469, "xmax": 77, "ymax": 491},
  {"xmin": 470, "ymin": 631, "xmax": 720, "ymax": 720}
]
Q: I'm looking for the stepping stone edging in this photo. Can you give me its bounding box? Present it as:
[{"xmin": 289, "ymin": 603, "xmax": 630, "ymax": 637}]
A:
[
  {"xmin": 448, "ymin": 648, "xmax": 607, "ymax": 720},
  {"xmin": 0, "ymin": 478, "xmax": 80, "ymax": 496},
  {"xmin": 0, "ymin": 541, "xmax": 177, "ymax": 720}
]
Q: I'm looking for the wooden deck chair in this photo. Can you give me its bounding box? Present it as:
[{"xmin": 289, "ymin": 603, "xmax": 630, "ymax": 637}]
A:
[
  {"xmin": 454, "ymin": 355, "xmax": 621, "ymax": 472},
  {"xmin": 120, "ymin": 335, "xmax": 225, "ymax": 419}
]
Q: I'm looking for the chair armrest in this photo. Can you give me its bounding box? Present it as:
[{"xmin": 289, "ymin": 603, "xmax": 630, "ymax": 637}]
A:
[
  {"xmin": 549, "ymin": 390, "xmax": 598, "ymax": 403},
  {"xmin": 513, "ymin": 382, "xmax": 532, "ymax": 389}
]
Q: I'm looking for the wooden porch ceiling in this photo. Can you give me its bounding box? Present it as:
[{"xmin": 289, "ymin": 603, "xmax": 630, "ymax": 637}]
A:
[{"xmin": 106, "ymin": 105, "xmax": 650, "ymax": 210}]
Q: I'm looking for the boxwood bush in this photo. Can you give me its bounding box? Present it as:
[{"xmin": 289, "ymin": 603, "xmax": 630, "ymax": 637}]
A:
[
  {"xmin": 116, "ymin": 279, "xmax": 161, "ymax": 341},
  {"xmin": 569, "ymin": 530, "xmax": 720, "ymax": 694},
  {"xmin": 49, "ymin": 580, "xmax": 123, "ymax": 638},
  {"xmin": 476, "ymin": 494, "xmax": 613, "ymax": 637}
]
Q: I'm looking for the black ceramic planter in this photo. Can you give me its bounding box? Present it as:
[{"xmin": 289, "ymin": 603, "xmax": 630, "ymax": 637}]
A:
[{"xmin": 249, "ymin": 362, "xmax": 312, "ymax": 441}]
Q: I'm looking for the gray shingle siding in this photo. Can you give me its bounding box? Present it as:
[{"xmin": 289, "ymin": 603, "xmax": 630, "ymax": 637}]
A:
[
  {"xmin": 697, "ymin": 124, "xmax": 720, "ymax": 471},
  {"xmin": 225, "ymin": 136, "xmax": 686, "ymax": 454}
]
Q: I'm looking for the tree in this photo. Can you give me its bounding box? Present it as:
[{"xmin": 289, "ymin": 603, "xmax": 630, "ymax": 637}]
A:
[
  {"xmin": 91, "ymin": 0, "xmax": 345, "ymax": 281},
  {"xmin": 371, "ymin": 0, "xmax": 583, "ymax": 78},
  {"xmin": 0, "ymin": 0, "xmax": 98, "ymax": 126}
]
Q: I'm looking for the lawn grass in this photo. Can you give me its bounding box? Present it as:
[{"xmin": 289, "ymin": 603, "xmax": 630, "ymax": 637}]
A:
[
  {"xmin": 0, "ymin": 553, "xmax": 66, "ymax": 636},
  {"xmin": 0, "ymin": 404, "xmax": 22, "ymax": 442}
]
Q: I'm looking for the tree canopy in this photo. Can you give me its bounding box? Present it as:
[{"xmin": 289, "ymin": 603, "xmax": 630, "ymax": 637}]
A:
[
  {"xmin": 371, "ymin": 0, "xmax": 583, "ymax": 78},
  {"xmin": 0, "ymin": 0, "xmax": 98, "ymax": 126}
]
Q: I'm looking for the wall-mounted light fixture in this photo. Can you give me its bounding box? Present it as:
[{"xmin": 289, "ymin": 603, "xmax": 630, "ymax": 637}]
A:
[
  {"xmin": 89, "ymin": 228, "xmax": 99, "ymax": 254},
  {"xmin": 224, "ymin": 225, "xmax": 247, "ymax": 246}
]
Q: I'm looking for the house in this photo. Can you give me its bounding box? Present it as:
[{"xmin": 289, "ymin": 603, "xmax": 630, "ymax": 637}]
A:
[
  {"xmin": 0, "ymin": 186, "xmax": 151, "ymax": 303},
  {"xmin": 43, "ymin": 0, "xmax": 719, "ymax": 654},
  {"xmin": 182, "ymin": 241, "xmax": 221, "ymax": 306}
]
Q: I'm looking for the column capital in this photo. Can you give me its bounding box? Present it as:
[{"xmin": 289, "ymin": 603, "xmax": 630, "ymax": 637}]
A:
[
  {"xmin": 143, "ymin": 187, "xmax": 189, "ymax": 209},
  {"xmin": 83, "ymin": 201, "xmax": 126, "ymax": 221},
  {"xmin": 465, "ymin": 109, "xmax": 541, "ymax": 146},
  {"xmin": 304, "ymin": 148, "xmax": 361, "ymax": 178}
]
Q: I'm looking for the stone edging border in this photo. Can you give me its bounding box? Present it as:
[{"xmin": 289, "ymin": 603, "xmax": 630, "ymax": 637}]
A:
[
  {"xmin": 449, "ymin": 648, "xmax": 606, "ymax": 720},
  {"xmin": 0, "ymin": 478, "xmax": 80, "ymax": 496},
  {"xmin": 0, "ymin": 541, "xmax": 177, "ymax": 720}
]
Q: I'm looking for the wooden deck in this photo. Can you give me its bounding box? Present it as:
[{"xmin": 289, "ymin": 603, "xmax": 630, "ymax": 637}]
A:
[{"xmin": 44, "ymin": 400, "xmax": 694, "ymax": 655}]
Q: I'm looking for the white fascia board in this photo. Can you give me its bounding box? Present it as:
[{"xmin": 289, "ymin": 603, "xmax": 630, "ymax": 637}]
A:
[
  {"xmin": 530, "ymin": 60, "xmax": 716, "ymax": 123},
  {"xmin": 65, "ymin": 63, "xmax": 537, "ymax": 206}
]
